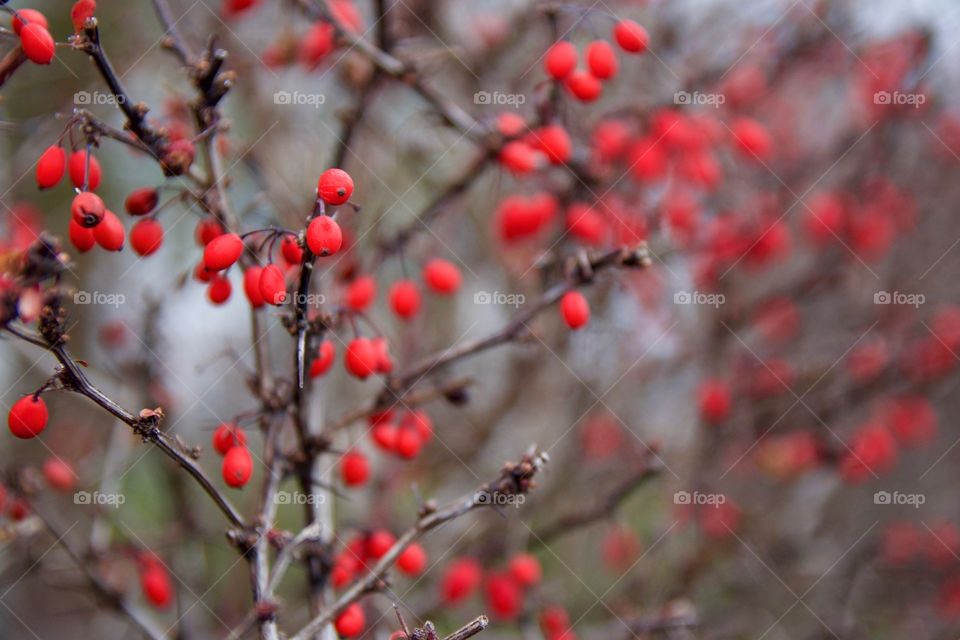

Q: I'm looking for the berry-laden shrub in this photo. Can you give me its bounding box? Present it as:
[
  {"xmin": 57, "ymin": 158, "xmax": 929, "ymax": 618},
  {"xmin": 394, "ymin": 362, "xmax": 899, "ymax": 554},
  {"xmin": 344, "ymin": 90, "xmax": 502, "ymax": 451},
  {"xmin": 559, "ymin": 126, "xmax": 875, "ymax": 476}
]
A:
[{"xmin": 0, "ymin": 1, "xmax": 958, "ymax": 639}]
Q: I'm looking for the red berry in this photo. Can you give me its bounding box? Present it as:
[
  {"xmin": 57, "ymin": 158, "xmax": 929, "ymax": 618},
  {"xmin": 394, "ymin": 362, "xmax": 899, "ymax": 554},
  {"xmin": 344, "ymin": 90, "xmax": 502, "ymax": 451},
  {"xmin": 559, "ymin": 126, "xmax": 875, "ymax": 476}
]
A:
[
  {"xmin": 423, "ymin": 259, "xmax": 462, "ymax": 294},
  {"xmin": 496, "ymin": 112, "xmax": 526, "ymax": 137},
  {"xmin": 141, "ymin": 565, "xmax": 173, "ymax": 608},
  {"xmin": 560, "ymin": 291, "xmax": 590, "ymax": 329},
  {"xmin": 70, "ymin": 0, "xmax": 96, "ymax": 32},
  {"xmin": 12, "ymin": 9, "xmax": 48, "ymax": 35},
  {"xmin": 317, "ymin": 168, "xmax": 354, "ymax": 205},
  {"xmin": 124, "ymin": 187, "xmax": 159, "ymax": 216},
  {"xmin": 371, "ymin": 420, "xmax": 398, "ymax": 451},
  {"xmin": 613, "ymin": 20, "xmax": 648, "ymax": 53},
  {"xmin": 730, "ymin": 118, "xmax": 773, "ymax": 160},
  {"xmin": 401, "ymin": 410, "xmax": 432, "ymax": 443},
  {"xmin": 486, "ymin": 573, "xmax": 523, "ymax": 619},
  {"xmin": 531, "ymin": 124, "xmax": 572, "ymax": 165},
  {"xmin": 299, "ymin": 21, "xmax": 335, "ymax": 68},
  {"xmin": 203, "ymin": 233, "xmax": 244, "ymax": 271},
  {"xmin": 371, "ymin": 336, "xmax": 393, "ymax": 373},
  {"xmin": 366, "ymin": 529, "xmax": 395, "ymax": 558},
  {"xmin": 309, "ymin": 341, "xmax": 336, "ymax": 378},
  {"xmin": 69, "ymin": 150, "xmax": 101, "ymax": 190},
  {"xmin": 194, "ymin": 262, "xmax": 214, "ymax": 282},
  {"xmin": 130, "ymin": 219, "xmax": 163, "ymax": 256},
  {"xmin": 306, "ymin": 216, "xmax": 343, "ymax": 256},
  {"xmin": 281, "ymin": 235, "xmax": 304, "ymax": 264},
  {"xmin": 345, "ymin": 275, "xmax": 376, "ymax": 310},
  {"xmin": 397, "ymin": 543, "xmax": 427, "ymax": 576},
  {"xmin": 212, "ymin": 423, "xmax": 247, "ymax": 455},
  {"xmin": 93, "ymin": 210, "xmax": 125, "ymax": 251},
  {"xmin": 69, "ymin": 219, "xmax": 95, "ymax": 253},
  {"xmin": 586, "ymin": 40, "xmax": 618, "ymax": 79},
  {"xmin": 394, "ymin": 426, "xmax": 423, "ymax": 459},
  {"xmin": 71, "ymin": 191, "xmax": 105, "ymax": 228},
  {"xmin": 698, "ymin": 379, "xmax": 731, "ymax": 424},
  {"xmin": 565, "ymin": 71, "xmax": 602, "ymax": 102},
  {"xmin": 334, "ymin": 603, "xmax": 365, "ymax": 638},
  {"xmin": 499, "ymin": 140, "xmax": 545, "ymax": 174},
  {"xmin": 345, "ymin": 338, "xmax": 377, "ymax": 378},
  {"xmin": 195, "ymin": 218, "xmax": 224, "ymax": 246},
  {"xmin": 508, "ymin": 553, "xmax": 542, "ymax": 587},
  {"xmin": 222, "ymin": 446, "xmax": 253, "ymax": 487},
  {"xmin": 389, "ymin": 280, "xmax": 421, "ymax": 320},
  {"xmin": 540, "ymin": 605, "xmax": 572, "ymax": 637},
  {"xmin": 9, "ymin": 395, "xmax": 48, "ymax": 439},
  {"xmin": 20, "ymin": 23, "xmax": 55, "ymax": 65},
  {"xmin": 243, "ymin": 266, "xmax": 265, "ymax": 308},
  {"xmin": 207, "ymin": 275, "xmax": 232, "ymax": 304},
  {"xmin": 544, "ymin": 41, "xmax": 577, "ymax": 80},
  {"xmin": 441, "ymin": 558, "xmax": 482, "ymax": 604},
  {"xmin": 258, "ymin": 264, "xmax": 287, "ymax": 305},
  {"xmin": 42, "ymin": 458, "xmax": 76, "ymax": 492},
  {"xmin": 36, "ymin": 145, "xmax": 65, "ymax": 189},
  {"xmin": 340, "ymin": 449, "xmax": 369, "ymax": 486}
]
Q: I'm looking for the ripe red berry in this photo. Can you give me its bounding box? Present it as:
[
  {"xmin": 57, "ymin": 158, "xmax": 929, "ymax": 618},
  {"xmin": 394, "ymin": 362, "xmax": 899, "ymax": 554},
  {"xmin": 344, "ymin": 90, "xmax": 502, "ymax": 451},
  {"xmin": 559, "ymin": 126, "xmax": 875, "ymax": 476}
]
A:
[
  {"xmin": 389, "ymin": 280, "xmax": 421, "ymax": 320},
  {"xmin": 499, "ymin": 140, "xmax": 545, "ymax": 174},
  {"xmin": 306, "ymin": 216, "xmax": 343, "ymax": 256},
  {"xmin": 69, "ymin": 150, "xmax": 101, "ymax": 190},
  {"xmin": 130, "ymin": 219, "xmax": 163, "ymax": 256},
  {"xmin": 203, "ymin": 233, "xmax": 244, "ymax": 271},
  {"xmin": 195, "ymin": 218, "xmax": 224, "ymax": 246},
  {"xmin": 586, "ymin": 40, "xmax": 618, "ymax": 79},
  {"xmin": 124, "ymin": 187, "xmax": 159, "ymax": 216},
  {"xmin": 93, "ymin": 210, "xmax": 125, "ymax": 251},
  {"xmin": 613, "ymin": 19, "xmax": 648, "ymax": 53},
  {"xmin": 508, "ymin": 553, "xmax": 542, "ymax": 587},
  {"xmin": 317, "ymin": 168, "xmax": 354, "ymax": 205},
  {"xmin": 371, "ymin": 420, "xmax": 398, "ymax": 451},
  {"xmin": 334, "ymin": 603, "xmax": 365, "ymax": 638},
  {"xmin": 71, "ymin": 191, "xmax": 105, "ymax": 228},
  {"xmin": 394, "ymin": 425, "xmax": 423, "ymax": 459},
  {"xmin": 423, "ymin": 259, "xmax": 462, "ymax": 294},
  {"xmin": 698, "ymin": 379, "xmax": 731, "ymax": 424},
  {"xmin": 345, "ymin": 275, "xmax": 376, "ymax": 310},
  {"xmin": 20, "ymin": 23, "xmax": 55, "ymax": 65},
  {"xmin": 212, "ymin": 423, "xmax": 247, "ymax": 454},
  {"xmin": 222, "ymin": 446, "xmax": 253, "ymax": 487},
  {"xmin": 565, "ymin": 70, "xmax": 603, "ymax": 102},
  {"xmin": 544, "ymin": 41, "xmax": 577, "ymax": 80},
  {"xmin": 299, "ymin": 21, "xmax": 335, "ymax": 68},
  {"xmin": 486, "ymin": 573, "xmax": 523, "ymax": 619},
  {"xmin": 397, "ymin": 543, "xmax": 427, "ymax": 576},
  {"xmin": 366, "ymin": 529, "xmax": 395, "ymax": 558},
  {"xmin": 441, "ymin": 557, "xmax": 482, "ymax": 604},
  {"xmin": 566, "ymin": 203, "xmax": 607, "ymax": 245},
  {"xmin": 69, "ymin": 219, "xmax": 95, "ymax": 253},
  {"xmin": 36, "ymin": 145, "xmax": 65, "ymax": 189},
  {"xmin": 42, "ymin": 458, "xmax": 76, "ymax": 492},
  {"xmin": 243, "ymin": 266, "xmax": 265, "ymax": 308},
  {"xmin": 8, "ymin": 395, "xmax": 48, "ymax": 439},
  {"xmin": 207, "ymin": 275, "xmax": 232, "ymax": 304},
  {"xmin": 540, "ymin": 605, "xmax": 573, "ymax": 639},
  {"xmin": 70, "ymin": 0, "xmax": 96, "ymax": 32},
  {"xmin": 401, "ymin": 410, "xmax": 432, "ymax": 443},
  {"xmin": 345, "ymin": 337, "xmax": 377, "ymax": 378},
  {"xmin": 560, "ymin": 291, "xmax": 590, "ymax": 329},
  {"xmin": 12, "ymin": 9, "xmax": 48, "ymax": 35},
  {"xmin": 341, "ymin": 449, "xmax": 371, "ymax": 486},
  {"xmin": 371, "ymin": 336, "xmax": 393, "ymax": 373},
  {"xmin": 730, "ymin": 118, "xmax": 773, "ymax": 160},
  {"xmin": 531, "ymin": 124, "xmax": 572, "ymax": 165},
  {"xmin": 258, "ymin": 264, "xmax": 287, "ymax": 305},
  {"xmin": 281, "ymin": 235, "xmax": 304, "ymax": 264},
  {"xmin": 496, "ymin": 112, "xmax": 526, "ymax": 137},
  {"xmin": 140, "ymin": 565, "xmax": 173, "ymax": 608},
  {"xmin": 309, "ymin": 340, "xmax": 336, "ymax": 378}
]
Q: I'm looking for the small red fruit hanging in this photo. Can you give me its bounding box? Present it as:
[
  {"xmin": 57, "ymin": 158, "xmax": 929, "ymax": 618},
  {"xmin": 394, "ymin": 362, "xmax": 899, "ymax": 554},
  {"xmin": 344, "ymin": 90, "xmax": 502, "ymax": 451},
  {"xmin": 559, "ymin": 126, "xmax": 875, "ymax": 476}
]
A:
[
  {"xmin": 560, "ymin": 291, "xmax": 590, "ymax": 329},
  {"xmin": 36, "ymin": 146, "xmax": 65, "ymax": 189},
  {"xmin": 306, "ymin": 216, "xmax": 343, "ymax": 256},
  {"xmin": 8, "ymin": 395, "xmax": 49, "ymax": 439},
  {"xmin": 317, "ymin": 168, "xmax": 354, "ymax": 205},
  {"xmin": 222, "ymin": 446, "xmax": 253, "ymax": 487}
]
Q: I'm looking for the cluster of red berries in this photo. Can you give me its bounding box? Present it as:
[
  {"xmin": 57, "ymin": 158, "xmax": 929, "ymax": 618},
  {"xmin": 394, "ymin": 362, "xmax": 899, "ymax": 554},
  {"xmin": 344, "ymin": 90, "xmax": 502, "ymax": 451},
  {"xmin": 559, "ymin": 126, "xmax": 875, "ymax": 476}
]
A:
[
  {"xmin": 12, "ymin": 0, "xmax": 95, "ymax": 65},
  {"xmin": 544, "ymin": 19, "xmax": 649, "ymax": 103},
  {"xmin": 438, "ymin": 553, "xmax": 543, "ymax": 621},
  {"xmin": 338, "ymin": 258, "xmax": 462, "ymax": 322},
  {"xmin": 881, "ymin": 520, "xmax": 960, "ymax": 619},
  {"xmin": 212, "ymin": 423, "xmax": 253, "ymax": 488},
  {"xmin": 336, "ymin": 409, "xmax": 436, "ymax": 487},
  {"xmin": 0, "ymin": 458, "xmax": 77, "ymax": 525}
]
